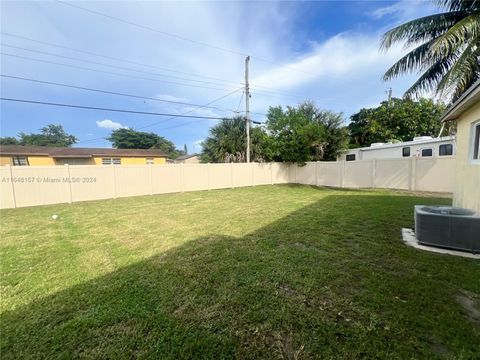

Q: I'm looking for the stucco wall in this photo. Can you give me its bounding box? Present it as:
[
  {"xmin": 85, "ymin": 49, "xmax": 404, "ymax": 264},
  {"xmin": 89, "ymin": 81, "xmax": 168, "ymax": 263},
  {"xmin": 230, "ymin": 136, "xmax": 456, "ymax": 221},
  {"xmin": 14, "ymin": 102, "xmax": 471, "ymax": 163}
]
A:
[
  {"xmin": 0, "ymin": 155, "xmax": 166, "ymax": 166},
  {"xmin": 453, "ymin": 101, "xmax": 480, "ymax": 212}
]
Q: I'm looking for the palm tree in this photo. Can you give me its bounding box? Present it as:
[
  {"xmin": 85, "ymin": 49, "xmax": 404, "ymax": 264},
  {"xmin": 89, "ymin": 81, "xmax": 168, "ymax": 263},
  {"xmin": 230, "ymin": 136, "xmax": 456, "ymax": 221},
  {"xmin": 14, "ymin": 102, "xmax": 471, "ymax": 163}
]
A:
[{"xmin": 381, "ymin": 0, "xmax": 480, "ymax": 102}]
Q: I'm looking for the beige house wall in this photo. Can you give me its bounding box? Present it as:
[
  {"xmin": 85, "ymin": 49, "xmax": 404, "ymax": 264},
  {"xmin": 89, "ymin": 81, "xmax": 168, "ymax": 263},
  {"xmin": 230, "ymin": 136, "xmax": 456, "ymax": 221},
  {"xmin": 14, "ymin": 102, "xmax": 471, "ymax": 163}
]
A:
[{"xmin": 453, "ymin": 102, "xmax": 480, "ymax": 212}]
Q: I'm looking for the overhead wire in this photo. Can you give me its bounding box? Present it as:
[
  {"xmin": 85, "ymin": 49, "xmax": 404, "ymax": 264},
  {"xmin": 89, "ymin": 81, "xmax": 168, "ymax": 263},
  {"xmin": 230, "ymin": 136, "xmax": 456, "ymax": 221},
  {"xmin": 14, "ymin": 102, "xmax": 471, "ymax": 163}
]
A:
[
  {"xmin": 0, "ymin": 53, "xmax": 236, "ymax": 92},
  {"xmin": 55, "ymin": 0, "xmax": 325, "ymax": 78}
]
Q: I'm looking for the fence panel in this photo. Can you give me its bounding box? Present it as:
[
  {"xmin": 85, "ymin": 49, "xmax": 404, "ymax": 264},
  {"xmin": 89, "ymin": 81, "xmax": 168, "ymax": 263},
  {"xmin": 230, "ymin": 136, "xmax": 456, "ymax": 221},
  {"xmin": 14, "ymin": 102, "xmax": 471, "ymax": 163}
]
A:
[
  {"xmin": 183, "ymin": 164, "xmax": 209, "ymax": 191},
  {"xmin": 317, "ymin": 162, "xmax": 342, "ymax": 187},
  {"xmin": 11, "ymin": 166, "xmax": 71, "ymax": 207},
  {"xmin": 114, "ymin": 165, "xmax": 151, "ymax": 198},
  {"xmin": 151, "ymin": 165, "xmax": 182, "ymax": 194},
  {"xmin": 254, "ymin": 163, "xmax": 272, "ymax": 185},
  {"xmin": 232, "ymin": 163, "xmax": 253, "ymax": 187},
  {"xmin": 375, "ymin": 158, "xmax": 410, "ymax": 190},
  {"xmin": 210, "ymin": 163, "xmax": 232, "ymax": 189},
  {"xmin": 415, "ymin": 157, "xmax": 455, "ymax": 192},
  {"xmin": 0, "ymin": 166, "xmax": 16, "ymax": 208},
  {"xmin": 272, "ymin": 163, "xmax": 290, "ymax": 184},
  {"xmin": 295, "ymin": 162, "xmax": 317, "ymax": 185},
  {"xmin": 70, "ymin": 165, "xmax": 116, "ymax": 202},
  {"xmin": 344, "ymin": 160, "xmax": 374, "ymax": 188}
]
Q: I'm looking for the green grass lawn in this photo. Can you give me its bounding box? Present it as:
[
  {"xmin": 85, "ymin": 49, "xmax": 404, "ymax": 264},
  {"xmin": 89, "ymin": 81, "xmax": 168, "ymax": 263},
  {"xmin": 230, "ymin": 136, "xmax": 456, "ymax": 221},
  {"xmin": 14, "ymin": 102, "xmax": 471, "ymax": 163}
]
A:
[{"xmin": 1, "ymin": 185, "xmax": 479, "ymax": 359}]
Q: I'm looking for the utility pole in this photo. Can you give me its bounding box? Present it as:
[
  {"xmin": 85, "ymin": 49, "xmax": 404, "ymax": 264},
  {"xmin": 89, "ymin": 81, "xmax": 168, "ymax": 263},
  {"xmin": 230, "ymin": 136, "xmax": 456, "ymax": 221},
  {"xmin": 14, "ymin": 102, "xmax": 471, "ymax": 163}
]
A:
[
  {"xmin": 245, "ymin": 56, "xmax": 251, "ymax": 163},
  {"xmin": 386, "ymin": 87, "xmax": 393, "ymax": 106}
]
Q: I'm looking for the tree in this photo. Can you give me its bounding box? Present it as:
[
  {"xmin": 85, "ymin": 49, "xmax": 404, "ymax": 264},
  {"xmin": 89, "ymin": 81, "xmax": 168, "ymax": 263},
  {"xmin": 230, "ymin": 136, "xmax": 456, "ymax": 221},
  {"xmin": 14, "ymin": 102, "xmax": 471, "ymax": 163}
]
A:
[
  {"xmin": 0, "ymin": 137, "xmax": 19, "ymax": 145},
  {"xmin": 18, "ymin": 124, "xmax": 77, "ymax": 147},
  {"xmin": 265, "ymin": 102, "xmax": 348, "ymax": 163},
  {"xmin": 183, "ymin": 144, "xmax": 188, "ymax": 155},
  {"xmin": 381, "ymin": 0, "xmax": 480, "ymax": 102},
  {"xmin": 200, "ymin": 117, "xmax": 268, "ymax": 163},
  {"xmin": 107, "ymin": 128, "xmax": 184, "ymax": 158},
  {"xmin": 348, "ymin": 98, "xmax": 447, "ymax": 147}
]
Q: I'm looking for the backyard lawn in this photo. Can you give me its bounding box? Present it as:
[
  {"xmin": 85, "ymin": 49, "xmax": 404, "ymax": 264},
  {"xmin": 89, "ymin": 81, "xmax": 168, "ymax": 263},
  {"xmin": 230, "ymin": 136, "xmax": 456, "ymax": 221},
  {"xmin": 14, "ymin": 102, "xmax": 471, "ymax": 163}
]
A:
[{"xmin": 1, "ymin": 185, "xmax": 479, "ymax": 359}]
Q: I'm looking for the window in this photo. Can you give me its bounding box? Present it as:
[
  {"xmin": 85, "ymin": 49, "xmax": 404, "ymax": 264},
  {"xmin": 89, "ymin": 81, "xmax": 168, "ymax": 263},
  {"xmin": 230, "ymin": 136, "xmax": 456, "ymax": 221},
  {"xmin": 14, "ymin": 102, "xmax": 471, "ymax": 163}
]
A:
[
  {"xmin": 439, "ymin": 144, "xmax": 453, "ymax": 156},
  {"xmin": 346, "ymin": 154, "xmax": 356, "ymax": 161},
  {"xmin": 146, "ymin": 158, "xmax": 154, "ymax": 165},
  {"xmin": 12, "ymin": 156, "xmax": 28, "ymax": 166},
  {"xmin": 421, "ymin": 148, "xmax": 433, "ymax": 157},
  {"xmin": 472, "ymin": 122, "xmax": 480, "ymax": 162},
  {"xmin": 102, "ymin": 158, "xmax": 122, "ymax": 165},
  {"xmin": 402, "ymin": 147, "xmax": 410, "ymax": 157}
]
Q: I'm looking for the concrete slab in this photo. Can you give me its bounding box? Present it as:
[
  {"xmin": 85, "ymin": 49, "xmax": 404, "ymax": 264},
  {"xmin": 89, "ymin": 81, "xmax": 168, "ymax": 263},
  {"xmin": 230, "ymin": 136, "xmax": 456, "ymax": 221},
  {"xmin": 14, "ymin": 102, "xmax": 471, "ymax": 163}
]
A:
[{"xmin": 401, "ymin": 228, "xmax": 480, "ymax": 259}]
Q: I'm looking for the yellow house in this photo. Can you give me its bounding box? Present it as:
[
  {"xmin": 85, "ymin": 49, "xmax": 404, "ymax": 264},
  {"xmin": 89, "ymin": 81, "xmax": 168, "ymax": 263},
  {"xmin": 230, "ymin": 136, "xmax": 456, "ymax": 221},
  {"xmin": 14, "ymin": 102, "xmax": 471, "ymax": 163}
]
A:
[
  {"xmin": 441, "ymin": 80, "xmax": 480, "ymax": 212},
  {"xmin": 0, "ymin": 145, "xmax": 167, "ymax": 166}
]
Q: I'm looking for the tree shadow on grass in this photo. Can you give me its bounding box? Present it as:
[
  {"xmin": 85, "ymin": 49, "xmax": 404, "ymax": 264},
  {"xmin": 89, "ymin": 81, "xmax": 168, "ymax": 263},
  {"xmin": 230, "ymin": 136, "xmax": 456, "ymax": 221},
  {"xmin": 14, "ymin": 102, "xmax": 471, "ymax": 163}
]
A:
[{"xmin": 1, "ymin": 194, "xmax": 479, "ymax": 359}]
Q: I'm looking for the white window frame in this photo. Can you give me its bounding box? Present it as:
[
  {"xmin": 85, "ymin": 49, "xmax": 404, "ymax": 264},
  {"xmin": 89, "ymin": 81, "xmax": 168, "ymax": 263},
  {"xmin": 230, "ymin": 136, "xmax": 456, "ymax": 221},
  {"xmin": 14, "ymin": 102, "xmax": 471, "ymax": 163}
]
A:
[
  {"xmin": 12, "ymin": 156, "xmax": 28, "ymax": 166},
  {"xmin": 345, "ymin": 154, "xmax": 356, "ymax": 161},
  {"xmin": 102, "ymin": 157, "xmax": 122, "ymax": 165},
  {"xmin": 471, "ymin": 120, "xmax": 480, "ymax": 165},
  {"xmin": 402, "ymin": 147, "xmax": 410, "ymax": 157}
]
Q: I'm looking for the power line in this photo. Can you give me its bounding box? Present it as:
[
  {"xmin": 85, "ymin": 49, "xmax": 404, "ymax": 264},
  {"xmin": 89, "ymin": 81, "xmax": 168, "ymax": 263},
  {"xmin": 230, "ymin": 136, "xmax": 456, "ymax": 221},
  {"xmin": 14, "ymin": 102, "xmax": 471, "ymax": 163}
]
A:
[
  {"xmin": 76, "ymin": 88, "xmax": 243, "ymax": 144},
  {"xmin": 55, "ymin": 0, "xmax": 324, "ymax": 79},
  {"xmin": 0, "ymin": 74, "xmax": 249, "ymax": 114},
  {"xmin": 1, "ymin": 32, "xmax": 316, "ymax": 100},
  {"xmin": 1, "ymin": 43, "xmax": 241, "ymax": 88},
  {"xmin": 1, "ymin": 53, "xmax": 235, "ymax": 92},
  {"xmin": 0, "ymin": 97, "xmax": 232, "ymax": 119},
  {"xmin": 1, "ymin": 31, "xmax": 242, "ymax": 86}
]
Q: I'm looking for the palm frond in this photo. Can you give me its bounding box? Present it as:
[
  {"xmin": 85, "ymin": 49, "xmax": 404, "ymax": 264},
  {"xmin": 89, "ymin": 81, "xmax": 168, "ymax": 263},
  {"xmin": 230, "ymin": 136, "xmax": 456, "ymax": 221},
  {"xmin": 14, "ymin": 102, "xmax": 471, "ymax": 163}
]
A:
[
  {"xmin": 431, "ymin": 12, "xmax": 480, "ymax": 56},
  {"xmin": 380, "ymin": 12, "xmax": 464, "ymax": 50},
  {"xmin": 383, "ymin": 39, "xmax": 436, "ymax": 81},
  {"xmin": 438, "ymin": 42, "xmax": 480, "ymax": 99},
  {"xmin": 435, "ymin": 0, "xmax": 480, "ymax": 12},
  {"xmin": 403, "ymin": 54, "xmax": 458, "ymax": 99}
]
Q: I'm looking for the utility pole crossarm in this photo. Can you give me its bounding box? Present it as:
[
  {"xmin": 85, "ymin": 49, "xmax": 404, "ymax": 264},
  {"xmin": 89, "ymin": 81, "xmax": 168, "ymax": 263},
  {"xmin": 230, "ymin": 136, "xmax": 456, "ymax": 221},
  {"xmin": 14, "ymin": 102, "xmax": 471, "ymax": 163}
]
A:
[{"xmin": 245, "ymin": 56, "xmax": 250, "ymax": 163}]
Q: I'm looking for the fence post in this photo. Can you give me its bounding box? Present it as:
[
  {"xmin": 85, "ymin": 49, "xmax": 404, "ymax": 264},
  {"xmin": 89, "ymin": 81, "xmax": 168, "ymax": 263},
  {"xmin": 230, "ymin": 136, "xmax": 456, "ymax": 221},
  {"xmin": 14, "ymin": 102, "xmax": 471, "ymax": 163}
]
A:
[
  {"xmin": 207, "ymin": 163, "xmax": 211, "ymax": 190},
  {"xmin": 7, "ymin": 164, "xmax": 17, "ymax": 208},
  {"xmin": 111, "ymin": 164, "xmax": 117, "ymax": 198},
  {"xmin": 409, "ymin": 157, "xmax": 417, "ymax": 191},
  {"xmin": 371, "ymin": 159, "xmax": 376, "ymax": 188},
  {"xmin": 316, "ymin": 161, "xmax": 319, "ymax": 187},
  {"xmin": 340, "ymin": 161, "xmax": 345, "ymax": 188},
  {"xmin": 294, "ymin": 163, "xmax": 298, "ymax": 184},
  {"xmin": 149, "ymin": 164, "xmax": 153, "ymax": 195},
  {"xmin": 270, "ymin": 163, "xmax": 273, "ymax": 185},
  {"xmin": 66, "ymin": 164, "xmax": 73, "ymax": 203},
  {"xmin": 251, "ymin": 162, "xmax": 255, "ymax": 186},
  {"xmin": 231, "ymin": 162, "xmax": 234, "ymax": 189},
  {"xmin": 180, "ymin": 163, "xmax": 184, "ymax": 192}
]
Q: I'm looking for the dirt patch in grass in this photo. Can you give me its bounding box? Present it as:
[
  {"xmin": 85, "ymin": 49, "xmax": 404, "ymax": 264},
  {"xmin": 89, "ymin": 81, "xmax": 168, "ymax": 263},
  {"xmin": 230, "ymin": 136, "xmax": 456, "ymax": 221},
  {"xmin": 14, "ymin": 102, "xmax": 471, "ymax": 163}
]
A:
[{"xmin": 456, "ymin": 290, "xmax": 480, "ymax": 325}]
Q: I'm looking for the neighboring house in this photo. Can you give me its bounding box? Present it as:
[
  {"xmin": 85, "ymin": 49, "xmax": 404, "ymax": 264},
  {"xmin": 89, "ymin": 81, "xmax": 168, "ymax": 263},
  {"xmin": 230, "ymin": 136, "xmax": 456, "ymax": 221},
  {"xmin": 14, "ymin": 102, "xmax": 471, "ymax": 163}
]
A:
[
  {"xmin": 174, "ymin": 154, "xmax": 200, "ymax": 164},
  {"xmin": 440, "ymin": 80, "xmax": 480, "ymax": 212},
  {"xmin": 338, "ymin": 136, "xmax": 455, "ymax": 161},
  {"xmin": 0, "ymin": 145, "xmax": 167, "ymax": 166}
]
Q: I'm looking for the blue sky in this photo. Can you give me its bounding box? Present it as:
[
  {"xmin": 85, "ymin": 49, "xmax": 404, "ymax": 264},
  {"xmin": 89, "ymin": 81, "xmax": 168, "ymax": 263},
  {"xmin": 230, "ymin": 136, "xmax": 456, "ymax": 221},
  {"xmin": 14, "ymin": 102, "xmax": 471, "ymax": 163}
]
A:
[{"xmin": 0, "ymin": 0, "xmax": 438, "ymax": 152}]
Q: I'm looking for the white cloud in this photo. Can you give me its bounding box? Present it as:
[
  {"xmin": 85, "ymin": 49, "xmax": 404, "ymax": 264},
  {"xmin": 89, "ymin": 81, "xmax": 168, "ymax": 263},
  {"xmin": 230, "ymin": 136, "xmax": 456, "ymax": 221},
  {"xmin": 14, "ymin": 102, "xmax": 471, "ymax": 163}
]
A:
[
  {"xmin": 96, "ymin": 119, "xmax": 128, "ymax": 130},
  {"xmin": 369, "ymin": 2, "xmax": 405, "ymax": 19}
]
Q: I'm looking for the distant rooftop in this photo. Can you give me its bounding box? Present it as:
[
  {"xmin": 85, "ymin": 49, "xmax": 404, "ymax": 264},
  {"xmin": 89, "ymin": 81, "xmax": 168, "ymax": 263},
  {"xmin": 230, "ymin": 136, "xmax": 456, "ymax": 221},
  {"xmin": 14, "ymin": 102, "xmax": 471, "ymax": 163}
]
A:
[
  {"xmin": 175, "ymin": 154, "xmax": 199, "ymax": 160},
  {"xmin": 0, "ymin": 145, "xmax": 167, "ymax": 158}
]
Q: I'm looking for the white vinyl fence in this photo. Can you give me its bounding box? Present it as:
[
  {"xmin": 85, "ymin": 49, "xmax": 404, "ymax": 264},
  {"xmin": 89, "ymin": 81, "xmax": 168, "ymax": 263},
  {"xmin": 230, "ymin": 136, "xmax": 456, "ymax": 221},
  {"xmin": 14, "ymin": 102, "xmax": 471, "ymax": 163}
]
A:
[{"xmin": 0, "ymin": 157, "xmax": 455, "ymax": 209}]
